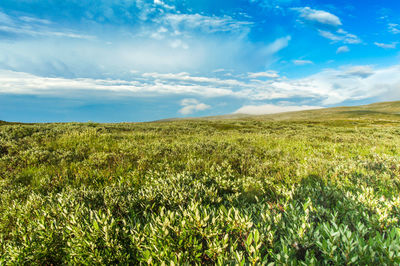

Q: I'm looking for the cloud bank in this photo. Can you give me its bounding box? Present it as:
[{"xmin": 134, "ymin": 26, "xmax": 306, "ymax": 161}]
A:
[{"xmin": 1, "ymin": 63, "xmax": 399, "ymax": 107}]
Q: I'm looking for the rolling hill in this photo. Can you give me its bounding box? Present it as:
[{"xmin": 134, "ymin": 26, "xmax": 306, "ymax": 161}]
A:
[
  {"xmin": 168, "ymin": 101, "xmax": 400, "ymax": 122},
  {"xmin": 257, "ymin": 101, "xmax": 400, "ymax": 121}
]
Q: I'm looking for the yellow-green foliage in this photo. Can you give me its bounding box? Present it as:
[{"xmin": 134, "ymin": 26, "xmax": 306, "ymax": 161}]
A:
[{"xmin": 1, "ymin": 119, "xmax": 400, "ymax": 264}]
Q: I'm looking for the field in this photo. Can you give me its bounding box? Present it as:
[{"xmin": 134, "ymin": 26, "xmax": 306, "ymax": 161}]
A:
[{"xmin": 1, "ymin": 102, "xmax": 400, "ymax": 264}]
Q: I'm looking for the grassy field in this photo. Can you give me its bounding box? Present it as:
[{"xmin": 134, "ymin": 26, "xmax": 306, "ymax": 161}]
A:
[{"xmin": 1, "ymin": 102, "xmax": 400, "ymax": 264}]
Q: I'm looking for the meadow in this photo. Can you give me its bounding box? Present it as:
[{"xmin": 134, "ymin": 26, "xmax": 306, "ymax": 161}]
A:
[{"xmin": 1, "ymin": 103, "xmax": 400, "ymax": 264}]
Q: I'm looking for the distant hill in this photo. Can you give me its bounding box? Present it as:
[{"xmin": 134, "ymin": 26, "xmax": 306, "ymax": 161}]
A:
[{"xmin": 169, "ymin": 101, "xmax": 400, "ymax": 122}]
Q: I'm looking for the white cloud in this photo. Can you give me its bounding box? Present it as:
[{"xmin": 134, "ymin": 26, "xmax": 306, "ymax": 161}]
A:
[
  {"xmin": 374, "ymin": 42, "xmax": 397, "ymax": 49},
  {"xmin": 0, "ymin": 12, "xmax": 94, "ymax": 40},
  {"xmin": 248, "ymin": 71, "xmax": 279, "ymax": 78},
  {"xmin": 263, "ymin": 36, "xmax": 291, "ymax": 54},
  {"xmin": 336, "ymin": 45, "xmax": 350, "ymax": 53},
  {"xmin": 19, "ymin": 16, "xmax": 52, "ymax": 25},
  {"xmin": 293, "ymin": 59, "xmax": 313, "ymax": 65},
  {"xmin": 294, "ymin": 7, "xmax": 342, "ymax": 26},
  {"xmin": 179, "ymin": 98, "xmax": 211, "ymax": 115},
  {"xmin": 388, "ymin": 23, "xmax": 400, "ymax": 34},
  {"xmin": 318, "ymin": 30, "xmax": 341, "ymax": 41},
  {"xmin": 0, "ymin": 25, "xmax": 94, "ymax": 39},
  {"xmin": 142, "ymin": 72, "xmax": 246, "ymax": 87},
  {"xmin": 318, "ymin": 29, "xmax": 361, "ymax": 44},
  {"xmin": 213, "ymin": 69, "xmax": 228, "ymax": 73},
  {"xmin": 234, "ymin": 104, "xmax": 322, "ymax": 115},
  {"xmin": 154, "ymin": 0, "xmax": 175, "ymax": 10},
  {"xmin": 160, "ymin": 13, "xmax": 253, "ymax": 34}
]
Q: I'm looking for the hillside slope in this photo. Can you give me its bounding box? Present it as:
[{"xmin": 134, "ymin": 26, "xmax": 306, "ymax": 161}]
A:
[
  {"xmin": 258, "ymin": 101, "xmax": 400, "ymax": 121},
  {"xmin": 177, "ymin": 101, "xmax": 400, "ymax": 122}
]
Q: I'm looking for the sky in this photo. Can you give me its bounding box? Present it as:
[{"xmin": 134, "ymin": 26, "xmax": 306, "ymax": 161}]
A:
[{"xmin": 0, "ymin": 0, "xmax": 399, "ymax": 122}]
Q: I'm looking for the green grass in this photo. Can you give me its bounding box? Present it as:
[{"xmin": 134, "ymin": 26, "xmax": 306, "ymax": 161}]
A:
[{"xmin": 1, "ymin": 103, "xmax": 400, "ymax": 264}]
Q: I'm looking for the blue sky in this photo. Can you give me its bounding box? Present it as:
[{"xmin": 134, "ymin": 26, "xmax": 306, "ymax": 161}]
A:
[{"xmin": 0, "ymin": 0, "xmax": 399, "ymax": 122}]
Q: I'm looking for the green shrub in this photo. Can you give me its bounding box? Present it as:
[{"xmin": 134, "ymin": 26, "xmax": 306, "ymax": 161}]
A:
[{"xmin": 1, "ymin": 119, "xmax": 400, "ymax": 264}]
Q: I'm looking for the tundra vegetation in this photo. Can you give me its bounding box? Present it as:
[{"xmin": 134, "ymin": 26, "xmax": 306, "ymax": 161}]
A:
[{"xmin": 1, "ymin": 102, "xmax": 400, "ymax": 264}]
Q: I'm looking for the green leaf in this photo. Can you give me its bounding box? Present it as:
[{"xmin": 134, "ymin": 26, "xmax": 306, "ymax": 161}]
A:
[
  {"xmin": 246, "ymin": 233, "xmax": 253, "ymax": 247},
  {"xmin": 254, "ymin": 230, "xmax": 260, "ymax": 243}
]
